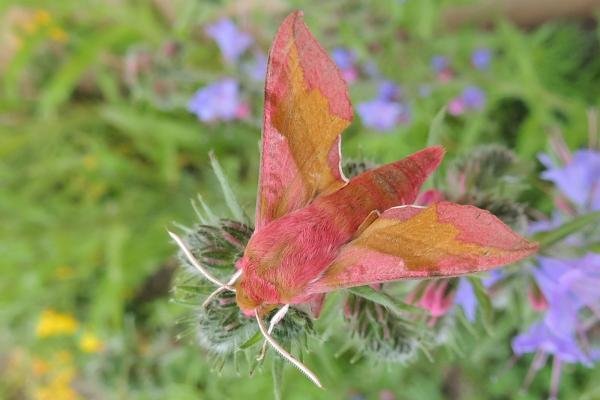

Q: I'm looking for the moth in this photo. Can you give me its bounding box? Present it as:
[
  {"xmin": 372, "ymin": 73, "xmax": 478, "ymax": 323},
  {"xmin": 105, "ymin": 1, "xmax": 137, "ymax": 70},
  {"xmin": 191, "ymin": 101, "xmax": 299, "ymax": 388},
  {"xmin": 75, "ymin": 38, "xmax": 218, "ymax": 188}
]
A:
[{"xmin": 170, "ymin": 11, "xmax": 538, "ymax": 388}]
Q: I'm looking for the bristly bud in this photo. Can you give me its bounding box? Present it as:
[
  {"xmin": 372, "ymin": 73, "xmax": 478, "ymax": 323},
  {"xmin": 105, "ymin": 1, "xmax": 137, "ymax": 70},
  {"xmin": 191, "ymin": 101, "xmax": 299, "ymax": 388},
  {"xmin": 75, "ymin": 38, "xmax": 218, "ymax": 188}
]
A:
[
  {"xmin": 343, "ymin": 293, "xmax": 432, "ymax": 364},
  {"xmin": 444, "ymin": 145, "xmax": 529, "ymax": 230},
  {"xmin": 269, "ymin": 307, "xmax": 314, "ymax": 347},
  {"xmin": 197, "ymin": 290, "xmax": 257, "ymax": 355},
  {"xmin": 177, "ymin": 219, "xmax": 252, "ymax": 279},
  {"xmin": 458, "ymin": 194, "xmax": 528, "ymax": 230},
  {"xmin": 446, "ymin": 145, "xmax": 523, "ymax": 198},
  {"xmin": 173, "ymin": 219, "xmax": 254, "ymax": 356},
  {"xmin": 173, "ymin": 217, "xmax": 314, "ymax": 366}
]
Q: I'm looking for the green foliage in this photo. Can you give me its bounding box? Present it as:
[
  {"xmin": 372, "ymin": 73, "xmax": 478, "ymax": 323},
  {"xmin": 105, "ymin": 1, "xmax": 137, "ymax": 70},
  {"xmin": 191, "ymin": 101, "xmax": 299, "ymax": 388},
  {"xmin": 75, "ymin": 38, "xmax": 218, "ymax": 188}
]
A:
[{"xmin": 2, "ymin": 1, "xmax": 600, "ymax": 399}]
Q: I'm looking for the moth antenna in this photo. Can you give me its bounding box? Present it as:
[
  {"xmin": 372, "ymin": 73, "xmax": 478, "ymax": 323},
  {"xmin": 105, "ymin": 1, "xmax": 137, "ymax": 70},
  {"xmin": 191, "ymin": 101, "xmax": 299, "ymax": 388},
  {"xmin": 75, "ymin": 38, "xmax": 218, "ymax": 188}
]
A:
[
  {"xmin": 167, "ymin": 230, "xmax": 235, "ymax": 292},
  {"xmin": 255, "ymin": 308, "xmax": 323, "ymax": 389},
  {"xmin": 202, "ymin": 270, "xmax": 243, "ymax": 308},
  {"xmin": 257, "ymin": 304, "xmax": 290, "ymax": 361},
  {"xmin": 396, "ymin": 204, "xmax": 426, "ymax": 209}
]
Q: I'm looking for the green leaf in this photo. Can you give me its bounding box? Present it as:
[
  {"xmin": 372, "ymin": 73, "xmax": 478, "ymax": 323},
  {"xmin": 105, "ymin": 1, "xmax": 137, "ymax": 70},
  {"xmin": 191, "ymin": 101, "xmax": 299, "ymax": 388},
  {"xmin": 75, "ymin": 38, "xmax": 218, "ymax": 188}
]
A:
[
  {"xmin": 272, "ymin": 357, "xmax": 284, "ymax": 400},
  {"xmin": 348, "ymin": 286, "xmax": 423, "ymax": 316},
  {"xmin": 239, "ymin": 331, "xmax": 262, "ymax": 350},
  {"xmin": 191, "ymin": 194, "xmax": 218, "ymax": 225},
  {"xmin": 426, "ymin": 106, "xmax": 446, "ymax": 147},
  {"xmin": 209, "ymin": 152, "xmax": 247, "ymax": 223},
  {"xmin": 39, "ymin": 28, "xmax": 138, "ymax": 118},
  {"xmin": 174, "ymin": 285, "xmax": 208, "ymax": 296},
  {"xmin": 468, "ymin": 276, "xmax": 493, "ymax": 334},
  {"xmin": 531, "ymin": 210, "xmax": 600, "ymax": 249}
]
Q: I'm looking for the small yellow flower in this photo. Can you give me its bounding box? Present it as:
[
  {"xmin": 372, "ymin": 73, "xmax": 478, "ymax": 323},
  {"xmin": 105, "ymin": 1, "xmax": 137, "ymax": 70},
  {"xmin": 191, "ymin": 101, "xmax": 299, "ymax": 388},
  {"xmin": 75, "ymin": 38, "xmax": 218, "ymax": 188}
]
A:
[
  {"xmin": 88, "ymin": 182, "xmax": 107, "ymax": 201},
  {"xmin": 33, "ymin": 10, "xmax": 52, "ymax": 26},
  {"xmin": 32, "ymin": 357, "xmax": 50, "ymax": 376},
  {"xmin": 55, "ymin": 265, "xmax": 74, "ymax": 279},
  {"xmin": 33, "ymin": 351, "xmax": 79, "ymax": 400},
  {"xmin": 50, "ymin": 27, "xmax": 68, "ymax": 43},
  {"xmin": 36, "ymin": 309, "xmax": 79, "ymax": 338},
  {"xmin": 82, "ymin": 154, "xmax": 98, "ymax": 170},
  {"xmin": 55, "ymin": 350, "xmax": 73, "ymax": 364},
  {"xmin": 33, "ymin": 373, "xmax": 79, "ymax": 400},
  {"xmin": 79, "ymin": 332, "xmax": 104, "ymax": 353},
  {"xmin": 22, "ymin": 20, "xmax": 37, "ymax": 34}
]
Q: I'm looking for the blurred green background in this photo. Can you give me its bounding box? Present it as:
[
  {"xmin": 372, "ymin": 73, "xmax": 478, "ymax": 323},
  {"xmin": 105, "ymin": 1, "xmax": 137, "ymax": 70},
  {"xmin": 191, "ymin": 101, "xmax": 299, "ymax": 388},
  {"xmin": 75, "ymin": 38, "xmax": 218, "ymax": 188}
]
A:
[{"xmin": 1, "ymin": 0, "xmax": 599, "ymax": 399}]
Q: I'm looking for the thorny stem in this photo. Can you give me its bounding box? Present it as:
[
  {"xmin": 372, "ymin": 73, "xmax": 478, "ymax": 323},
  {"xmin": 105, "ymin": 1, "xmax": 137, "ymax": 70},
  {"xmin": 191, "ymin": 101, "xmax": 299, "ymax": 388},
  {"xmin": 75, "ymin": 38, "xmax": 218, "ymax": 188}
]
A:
[
  {"xmin": 168, "ymin": 230, "xmax": 235, "ymax": 291},
  {"xmin": 255, "ymin": 309, "xmax": 323, "ymax": 389}
]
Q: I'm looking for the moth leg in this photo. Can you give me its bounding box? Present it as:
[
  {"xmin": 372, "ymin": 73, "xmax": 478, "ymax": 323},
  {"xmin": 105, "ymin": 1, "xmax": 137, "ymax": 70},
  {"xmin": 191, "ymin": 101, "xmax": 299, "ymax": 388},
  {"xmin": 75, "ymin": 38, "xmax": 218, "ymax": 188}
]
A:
[
  {"xmin": 202, "ymin": 269, "xmax": 243, "ymax": 308},
  {"xmin": 255, "ymin": 308, "xmax": 323, "ymax": 388},
  {"xmin": 167, "ymin": 230, "xmax": 235, "ymax": 291},
  {"xmin": 257, "ymin": 304, "xmax": 289, "ymax": 361}
]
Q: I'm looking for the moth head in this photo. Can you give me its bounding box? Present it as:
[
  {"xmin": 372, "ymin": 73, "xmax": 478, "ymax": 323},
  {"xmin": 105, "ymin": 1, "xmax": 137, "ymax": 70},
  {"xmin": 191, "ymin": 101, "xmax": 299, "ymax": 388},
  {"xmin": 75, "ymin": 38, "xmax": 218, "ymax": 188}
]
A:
[{"xmin": 234, "ymin": 257, "xmax": 279, "ymax": 316}]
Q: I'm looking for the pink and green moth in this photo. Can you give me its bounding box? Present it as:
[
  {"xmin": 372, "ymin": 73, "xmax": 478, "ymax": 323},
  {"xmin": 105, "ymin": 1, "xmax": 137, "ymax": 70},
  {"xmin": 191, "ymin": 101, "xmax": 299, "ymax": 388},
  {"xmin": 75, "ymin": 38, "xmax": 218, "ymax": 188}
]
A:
[{"xmin": 170, "ymin": 10, "xmax": 538, "ymax": 388}]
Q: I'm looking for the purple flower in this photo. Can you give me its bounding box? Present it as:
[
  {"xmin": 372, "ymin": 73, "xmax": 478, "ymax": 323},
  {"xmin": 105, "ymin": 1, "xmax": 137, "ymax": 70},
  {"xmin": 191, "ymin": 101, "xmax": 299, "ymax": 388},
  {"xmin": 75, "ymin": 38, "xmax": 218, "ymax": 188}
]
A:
[
  {"xmin": 513, "ymin": 321, "xmax": 591, "ymax": 365},
  {"xmin": 461, "ymin": 86, "xmax": 486, "ymax": 110},
  {"xmin": 514, "ymin": 253, "xmax": 600, "ymax": 365},
  {"xmin": 188, "ymin": 79, "xmax": 248, "ymax": 122},
  {"xmin": 483, "ymin": 269, "xmax": 504, "ymax": 288},
  {"xmin": 363, "ymin": 61, "xmax": 380, "ymax": 78},
  {"xmin": 205, "ymin": 19, "xmax": 253, "ymax": 64},
  {"xmin": 357, "ymin": 81, "xmax": 410, "ymax": 131},
  {"xmin": 431, "ymin": 55, "xmax": 449, "ymax": 73},
  {"xmin": 540, "ymin": 150, "xmax": 600, "ymax": 211},
  {"xmin": 454, "ymin": 278, "xmax": 477, "ymax": 322},
  {"xmin": 448, "ymin": 86, "xmax": 486, "ymax": 116},
  {"xmin": 431, "ymin": 55, "xmax": 454, "ymax": 82},
  {"xmin": 331, "ymin": 47, "xmax": 356, "ymax": 70},
  {"xmin": 244, "ymin": 53, "xmax": 267, "ymax": 82},
  {"xmin": 528, "ymin": 213, "xmax": 564, "ymax": 235},
  {"xmin": 377, "ymin": 81, "xmax": 402, "ymax": 101},
  {"xmin": 471, "ymin": 48, "xmax": 492, "ymax": 70},
  {"xmin": 357, "ymin": 100, "xmax": 409, "ymax": 131},
  {"xmin": 538, "ymin": 254, "xmax": 600, "ymax": 314},
  {"xmin": 331, "ymin": 47, "xmax": 358, "ymax": 83},
  {"xmin": 447, "ymin": 97, "xmax": 466, "ymax": 116}
]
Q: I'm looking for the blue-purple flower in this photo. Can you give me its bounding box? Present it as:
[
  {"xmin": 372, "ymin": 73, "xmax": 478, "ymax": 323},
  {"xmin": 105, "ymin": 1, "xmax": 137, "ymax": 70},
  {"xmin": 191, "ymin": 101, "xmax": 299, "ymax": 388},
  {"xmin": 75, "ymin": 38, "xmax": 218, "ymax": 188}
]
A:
[
  {"xmin": 188, "ymin": 79, "xmax": 249, "ymax": 123},
  {"xmin": 377, "ymin": 80, "xmax": 402, "ymax": 101},
  {"xmin": 462, "ymin": 86, "xmax": 486, "ymax": 109},
  {"xmin": 244, "ymin": 53, "xmax": 267, "ymax": 83},
  {"xmin": 430, "ymin": 55, "xmax": 454, "ymax": 82},
  {"xmin": 513, "ymin": 253, "xmax": 600, "ymax": 365},
  {"xmin": 540, "ymin": 150, "xmax": 600, "ymax": 211},
  {"xmin": 471, "ymin": 48, "xmax": 492, "ymax": 70},
  {"xmin": 331, "ymin": 47, "xmax": 359, "ymax": 83},
  {"xmin": 513, "ymin": 321, "xmax": 591, "ymax": 364},
  {"xmin": 448, "ymin": 85, "xmax": 486, "ymax": 116},
  {"xmin": 205, "ymin": 19, "xmax": 253, "ymax": 64},
  {"xmin": 454, "ymin": 278, "xmax": 477, "ymax": 322},
  {"xmin": 357, "ymin": 100, "xmax": 409, "ymax": 132},
  {"xmin": 431, "ymin": 55, "xmax": 449, "ymax": 73},
  {"xmin": 357, "ymin": 81, "xmax": 410, "ymax": 132}
]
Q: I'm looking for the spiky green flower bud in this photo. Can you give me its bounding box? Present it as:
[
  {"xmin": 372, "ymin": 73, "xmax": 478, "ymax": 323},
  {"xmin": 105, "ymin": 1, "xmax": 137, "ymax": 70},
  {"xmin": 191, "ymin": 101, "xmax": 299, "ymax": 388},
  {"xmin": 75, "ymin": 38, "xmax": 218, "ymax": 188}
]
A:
[{"xmin": 343, "ymin": 293, "xmax": 431, "ymax": 363}]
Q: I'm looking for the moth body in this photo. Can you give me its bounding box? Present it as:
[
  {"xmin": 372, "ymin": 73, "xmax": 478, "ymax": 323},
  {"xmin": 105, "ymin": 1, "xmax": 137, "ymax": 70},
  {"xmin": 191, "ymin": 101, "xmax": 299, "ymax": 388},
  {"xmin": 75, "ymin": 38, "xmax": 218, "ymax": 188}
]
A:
[{"xmin": 235, "ymin": 147, "xmax": 445, "ymax": 314}]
